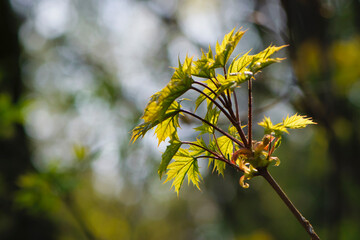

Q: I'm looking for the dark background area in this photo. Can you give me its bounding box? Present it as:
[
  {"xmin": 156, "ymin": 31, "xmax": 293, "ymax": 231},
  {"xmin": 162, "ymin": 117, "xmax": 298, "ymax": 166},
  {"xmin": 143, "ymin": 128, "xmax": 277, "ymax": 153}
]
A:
[{"xmin": 0, "ymin": 0, "xmax": 359, "ymax": 239}]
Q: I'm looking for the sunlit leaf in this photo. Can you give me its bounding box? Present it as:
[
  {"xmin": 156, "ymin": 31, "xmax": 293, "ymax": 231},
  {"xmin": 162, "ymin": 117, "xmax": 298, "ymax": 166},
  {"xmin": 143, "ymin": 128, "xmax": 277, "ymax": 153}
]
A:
[
  {"xmin": 194, "ymin": 79, "xmax": 218, "ymax": 111},
  {"xmin": 141, "ymin": 56, "xmax": 193, "ymax": 123},
  {"xmin": 194, "ymin": 74, "xmax": 239, "ymax": 111},
  {"xmin": 258, "ymin": 116, "xmax": 274, "ymax": 131},
  {"xmin": 214, "ymin": 28, "xmax": 246, "ymax": 68},
  {"xmin": 188, "ymin": 138, "xmax": 207, "ymax": 156},
  {"xmin": 191, "ymin": 46, "xmax": 215, "ymax": 78},
  {"xmin": 208, "ymin": 136, "xmax": 233, "ymax": 175},
  {"xmin": 154, "ymin": 102, "xmax": 181, "ymax": 145},
  {"xmin": 158, "ymin": 138, "xmax": 182, "ymax": 179},
  {"xmin": 258, "ymin": 116, "xmax": 287, "ymax": 134},
  {"xmin": 194, "ymin": 105, "xmax": 220, "ymax": 134},
  {"xmin": 131, "ymin": 102, "xmax": 181, "ymax": 143},
  {"xmin": 228, "ymin": 50, "xmax": 254, "ymax": 84},
  {"xmin": 258, "ymin": 114, "xmax": 316, "ymax": 137},
  {"xmin": 131, "ymin": 121, "xmax": 157, "ymax": 143},
  {"xmin": 282, "ymin": 114, "xmax": 316, "ymax": 129},
  {"xmin": 249, "ymin": 45, "xmax": 287, "ymax": 73},
  {"xmin": 216, "ymin": 136, "xmax": 233, "ymax": 161},
  {"xmin": 164, "ymin": 148, "xmax": 202, "ymax": 196}
]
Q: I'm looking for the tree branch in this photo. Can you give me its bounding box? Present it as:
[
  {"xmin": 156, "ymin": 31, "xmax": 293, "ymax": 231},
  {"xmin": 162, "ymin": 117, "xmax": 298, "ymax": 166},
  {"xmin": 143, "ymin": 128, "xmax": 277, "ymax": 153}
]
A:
[
  {"xmin": 248, "ymin": 78, "xmax": 253, "ymax": 150},
  {"xmin": 258, "ymin": 168, "xmax": 321, "ymax": 240}
]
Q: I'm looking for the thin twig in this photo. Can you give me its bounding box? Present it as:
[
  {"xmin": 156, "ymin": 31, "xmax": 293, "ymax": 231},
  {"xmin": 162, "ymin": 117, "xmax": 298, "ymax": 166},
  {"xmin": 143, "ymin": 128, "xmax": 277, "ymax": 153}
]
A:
[
  {"xmin": 193, "ymin": 81, "xmax": 227, "ymax": 107},
  {"xmin": 190, "ymin": 86, "xmax": 248, "ymax": 146},
  {"xmin": 190, "ymin": 86, "xmax": 234, "ymax": 120},
  {"xmin": 213, "ymin": 133, "xmax": 226, "ymax": 160},
  {"xmin": 179, "ymin": 109, "xmax": 245, "ymax": 148},
  {"xmin": 223, "ymin": 66, "xmax": 233, "ymax": 108},
  {"xmin": 181, "ymin": 141, "xmax": 221, "ymax": 159},
  {"xmin": 182, "ymin": 141, "xmax": 242, "ymax": 171},
  {"xmin": 233, "ymin": 90, "xmax": 240, "ymax": 122},
  {"xmin": 259, "ymin": 168, "xmax": 321, "ymax": 240},
  {"xmin": 248, "ymin": 78, "xmax": 253, "ymax": 150},
  {"xmin": 209, "ymin": 76, "xmax": 219, "ymax": 88}
]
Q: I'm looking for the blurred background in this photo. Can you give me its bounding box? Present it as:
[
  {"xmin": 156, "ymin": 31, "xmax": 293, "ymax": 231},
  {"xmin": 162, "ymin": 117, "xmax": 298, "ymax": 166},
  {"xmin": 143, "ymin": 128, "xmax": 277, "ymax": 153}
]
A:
[{"xmin": 0, "ymin": 0, "xmax": 359, "ymax": 239}]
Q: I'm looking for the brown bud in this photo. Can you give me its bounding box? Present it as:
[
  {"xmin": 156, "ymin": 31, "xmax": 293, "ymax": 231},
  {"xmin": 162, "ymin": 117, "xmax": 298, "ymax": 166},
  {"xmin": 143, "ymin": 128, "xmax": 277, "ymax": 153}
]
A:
[{"xmin": 231, "ymin": 148, "xmax": 252, "ymax": 164}]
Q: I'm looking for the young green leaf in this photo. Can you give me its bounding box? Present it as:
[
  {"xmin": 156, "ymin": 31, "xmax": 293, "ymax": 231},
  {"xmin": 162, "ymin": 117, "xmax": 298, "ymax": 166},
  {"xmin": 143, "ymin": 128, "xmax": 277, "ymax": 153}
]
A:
[
  {"xmin": 215, "ymin": 136, "xmax": 234, "ymax": 161},
  {"xmin": 191, "ymin": 47, "xmax": 215, "ymax": 78},
  {"xmin": 258, "ymin": 116, "xmax": 287, "ymax": 134},
  {"xmin": 228, "ymin": 50, "xmax": 254, "ymax": 84},
  {"xmin": 194, "ymin": 75, "xmax": 238, "ymax": 111},
  {"xmin": 131, "ymin": 101, "xmax": 181, "ymax": 143},
  {"xmin": 207, "ymin": 135, "xmax": 233, "ymax": 175},
  {"xmin": 194, "ymin": 105, "xmax": 220, "ymax": 134},
  {"xmin": 214, "ymin": 28, "xmax": 246, "ymax": 68},
  {"xmin": 158, "ymin": 138, "xmax": 182, "ymax": 179},
  {"xmin": 188, "ymin": 138, "xmax": 208, "ymax": 156},
  {"xmin": 258, "ymin": 114, "xmax": 316, "ymax": 136},
  {"xmin": 154, "ymin": 101, "xmax": 181, "ymax": 145},
  {"xmin": 164, "ymin": 148, "xmax": 202, "ymax": 196},
  {"xmin": 249, "ymin": 45, "xmax": 287, "ymax": 73},
  {"xmin": 141, "ymin": 56, "xmax": 194, "ymax": 123},
  {"xmin": 131, "ymin": 121, "xmax": 156, "ymax": 143},
  {"xmin": 194, "ymin": 79, "xmax": 218, "ymax": 111},
  {"xmin": 208, "ymin": 157, "xmax": 226, "ymax": 176},
  {"xmin": 282, "ymin": 114, "xmax": 316, "ymax": 129}
]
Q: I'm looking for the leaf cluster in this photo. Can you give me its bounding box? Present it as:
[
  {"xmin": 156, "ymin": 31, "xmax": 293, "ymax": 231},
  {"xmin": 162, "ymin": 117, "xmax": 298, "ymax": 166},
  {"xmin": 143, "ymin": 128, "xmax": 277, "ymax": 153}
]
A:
[{"xmin": 131, "ymin": 28, "xmax": 314, "ymax": 195}]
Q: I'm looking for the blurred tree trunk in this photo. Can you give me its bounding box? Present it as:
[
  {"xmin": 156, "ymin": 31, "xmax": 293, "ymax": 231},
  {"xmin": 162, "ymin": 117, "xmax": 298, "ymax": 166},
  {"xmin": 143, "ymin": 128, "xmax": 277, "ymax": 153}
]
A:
[
  {"xmin": 0, "ymin": 1, "xmax": 56, "ymax": 239},
  {"xmin": 280, "ymin": 0, "xmax": 360, "ymax": 239}
]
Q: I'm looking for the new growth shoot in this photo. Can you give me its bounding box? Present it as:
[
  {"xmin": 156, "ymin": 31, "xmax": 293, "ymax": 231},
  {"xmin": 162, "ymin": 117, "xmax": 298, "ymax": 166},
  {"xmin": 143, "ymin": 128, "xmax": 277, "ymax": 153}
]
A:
[{"xmin": 131, "ymin": 28, "xmax": 320, "ymax": 239}]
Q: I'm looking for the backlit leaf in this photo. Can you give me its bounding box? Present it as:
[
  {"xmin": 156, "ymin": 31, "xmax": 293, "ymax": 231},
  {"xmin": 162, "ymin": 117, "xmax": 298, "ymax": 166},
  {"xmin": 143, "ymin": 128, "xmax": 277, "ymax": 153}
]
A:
[
  {"xmin": 141, "ymin": 56, "xmax": 193, "ymax": 123},
  {"xmin": 258, "ymin": 114, "xmax": 316, "ymax": 137},
  {"xmin": 228, "ymin": 50, "xmax": 254, "ymax": 84},
  {"xmin": 154, "ymin": 101, "xmax": 181, "ymax": 145},
  {"xmin": 188, "ymin": 138, "xmax": 207, "ymax": 156},
  {"xmin": 194, "ymin": 105, "xmax": 220, "ymax": 134},
  {"xmin": 158, "ymin": 138, "xmax": 182, "ymax": 179},
  {"xmin": 131, "ymin": 101, "xmax": 181, "ymax": 143},
  {"xmin": 214, "ymin": 28, "xmax": 246, "ymax": 68},
  {"xmin": 249, "ymin": 45, "xmax": 287, "ymax": 73},
  {"xmin": 216, "ymin": 136, "xmax": 233, "ymax": 161},
  {"xmin": 209, "ymin": 136, "xmax": 233, "ymax": 175},
  {"xmin": 194, "ymin": 79, "xmax": 218, "ymax": 111},
  {"xmin": 164, "ymin": 148, "xmax": 202, "ymax": 196},
  {"xmin": 282, "ymin": 114, "xmax": 316, "ymax": 129},
  {"xmin": 191, "ymin": 46, "xmax": 215, "ymax": 78}
]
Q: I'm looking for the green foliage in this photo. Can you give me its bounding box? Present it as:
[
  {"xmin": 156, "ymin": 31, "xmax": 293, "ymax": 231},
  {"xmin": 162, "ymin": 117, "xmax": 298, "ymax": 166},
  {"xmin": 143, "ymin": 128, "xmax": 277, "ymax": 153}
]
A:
[
  {"xmin": 209, "ymin": 135, "xmax": 233, "ymax": 175},
  {"xmin": 131, "ymin": 28, "xmax": 314, "ymax": 195},
  {"xmin": 131, "ymin": 101, "xmax": 181, "ymax": 143},
  {"xmin": 154, "ymin": 101, "xmax": 181, "ymax": 145},
  {"xmin": 194, "ymin": 105, "xmax": 220, "ymax": 134},
  {"xmin": 191, "ymin": 46, "xmax": 215, "ymax": 78},
  {"xmin": 158, "ymin": 138, "xmax": 182, "ymax": 179},
  {"xmin": 141, "ymin": 57, "xmax": 193, "ymax": 123},
  {"xmin": 258, "ymin": 114, "xmax": 316, "ymax": 136},
  {"xmin": 164, "ymin": 148, "xmax": 202, "ymax": 196},
  {"xmin": 214, "ymin": 28, "xmax": 245, "ymax": 68}
]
